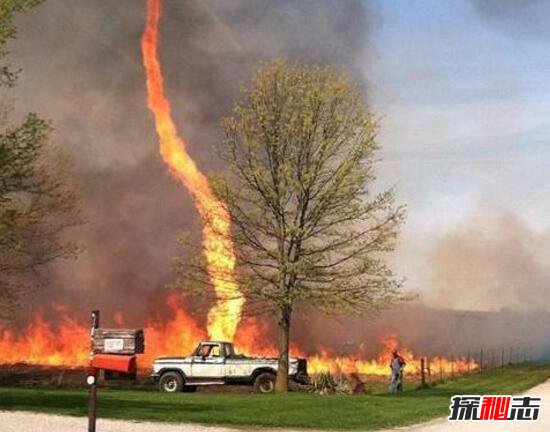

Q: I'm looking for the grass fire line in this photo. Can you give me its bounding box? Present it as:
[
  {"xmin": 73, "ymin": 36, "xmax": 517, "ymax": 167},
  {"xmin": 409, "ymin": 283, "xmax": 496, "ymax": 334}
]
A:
[{"xmin": 0, "ymin": 296, "xmax": 477, "ymax": 377}]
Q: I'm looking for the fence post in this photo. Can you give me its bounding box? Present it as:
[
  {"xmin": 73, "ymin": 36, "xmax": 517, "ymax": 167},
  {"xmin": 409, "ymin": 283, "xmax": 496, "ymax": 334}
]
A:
[
  {"xmin": 480, "ymin": 348, "xmax": 483, "ymax": 373},
  {"xmin": 467, "ymin": 350, "xmax": 471, "ymax": 373},
  {"xmin": 501, "ymin": 348, "xmax": 505, "ymax": 368},
  {"xmin": 420, "ymin": 358, "xmax": 426, "ymax": 387},
  {"xmin": 451, "ymin": 356, "xmax": 455, "ymax": 379}
]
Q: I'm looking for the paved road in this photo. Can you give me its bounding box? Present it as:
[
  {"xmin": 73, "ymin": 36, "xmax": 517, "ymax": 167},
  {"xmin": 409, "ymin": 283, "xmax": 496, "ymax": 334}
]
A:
[
  {"xmin": 387, "ymin": 379, "xmax": 549, "ymax": 432},
  {"xmin": 1, "ymin": 380, "xmax": 548, "ymax": 431}
]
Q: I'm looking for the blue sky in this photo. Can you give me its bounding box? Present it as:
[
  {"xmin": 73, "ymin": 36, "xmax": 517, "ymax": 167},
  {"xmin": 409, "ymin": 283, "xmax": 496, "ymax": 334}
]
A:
[
  {"xmin": 360, "ymin": 0, "xmax": 550, "ymax": 305},
  {"xmin": 365, "ymin": 0, "xmax": 550, "ymax": 228}
]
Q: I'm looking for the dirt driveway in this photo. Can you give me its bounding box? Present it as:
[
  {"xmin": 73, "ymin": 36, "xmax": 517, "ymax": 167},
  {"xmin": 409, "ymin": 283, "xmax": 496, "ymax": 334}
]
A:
[{"xmin": 1, "ymin": 380, "xmax": 548, "ymax": 431}]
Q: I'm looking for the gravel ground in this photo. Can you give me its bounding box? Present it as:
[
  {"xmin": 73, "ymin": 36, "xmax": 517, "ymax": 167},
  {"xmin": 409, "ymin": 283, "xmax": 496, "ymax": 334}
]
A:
[
  {"xmin": 0, "ymin": 412, "xmax": 247, "ymax": 432},
  {"xmin": 1, "ymin": 380, "xmax": 548, "ymax": 432}
]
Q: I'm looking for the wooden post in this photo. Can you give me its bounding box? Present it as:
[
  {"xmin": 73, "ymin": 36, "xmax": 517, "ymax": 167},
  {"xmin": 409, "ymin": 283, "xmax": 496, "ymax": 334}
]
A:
[
  {"xmin": 451, "ymin": 357, "xmax": 455, "ymax": 379},
  {"xmin": 501, "ymin": 348, "xmax": 505, "ymax": 368},
  {"xmin": 491, "ymin": 350, "xmax": 495, "ymax": 369},
  {"xmin": 480, "ymin": 348, "xmax": 483, "ymax": 373},
  {"xmin": 439, "ymin": 358, "xmax": 443, "ymax": 381},
  {"xmin": 467, "ymin": 350, "xmax": 471, "ymax": 373},
  {"xmin": 88, "ymin": 310, "xmax": 99, "ymax": 432},
  {"xmin": 420, "ymin": 358, "xmax": 426, "ymax": 387},
  {"xmin": 509, "ymin": 347, "xmax": 513, "ymax": 365}
]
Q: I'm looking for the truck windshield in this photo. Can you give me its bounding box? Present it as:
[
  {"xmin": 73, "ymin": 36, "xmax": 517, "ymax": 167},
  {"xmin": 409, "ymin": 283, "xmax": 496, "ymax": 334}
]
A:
[{"xmin": 195, "ymin": 344, "xmax": 213, "ymax": 357}]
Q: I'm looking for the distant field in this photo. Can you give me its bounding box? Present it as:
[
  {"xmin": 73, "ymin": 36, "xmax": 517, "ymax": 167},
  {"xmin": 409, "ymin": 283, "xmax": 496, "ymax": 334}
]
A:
[{"xmin": 0, "ymin": 363, "xmax": 549, "ymax": 430}]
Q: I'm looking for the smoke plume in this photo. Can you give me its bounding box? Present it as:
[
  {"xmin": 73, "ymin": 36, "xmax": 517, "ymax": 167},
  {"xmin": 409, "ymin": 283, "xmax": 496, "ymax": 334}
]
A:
[
  {"xmin": 425, "ymin": 205, "xmax": 550, "ymax": 312},
  {"xmin": 10, "ymin": 0, "xmax": 371, "ymax": 325}
]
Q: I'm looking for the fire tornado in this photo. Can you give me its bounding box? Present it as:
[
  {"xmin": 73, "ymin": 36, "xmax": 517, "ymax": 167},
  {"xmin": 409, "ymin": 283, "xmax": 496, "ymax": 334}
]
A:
[{"xmin": 141, "ymin": 0, "xmax": 244, "ymax": 341}]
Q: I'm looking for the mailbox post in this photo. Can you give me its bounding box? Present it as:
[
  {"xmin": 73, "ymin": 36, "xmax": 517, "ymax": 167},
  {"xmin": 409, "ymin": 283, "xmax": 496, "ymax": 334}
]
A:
[
  {"xmin": 88, "ymin": 310, "xmax": 100, "ymax": 432},
  {"xmin": 86, "ymin": 309, "xmax": 143, "ymax": 431}
]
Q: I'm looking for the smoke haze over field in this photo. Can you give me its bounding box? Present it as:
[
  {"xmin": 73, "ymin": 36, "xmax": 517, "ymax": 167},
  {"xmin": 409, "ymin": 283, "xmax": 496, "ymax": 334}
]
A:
[
  {"xmin": 10, "ymin": 0, "xmax": 371, "ymax": 324},
  {"xmin": 6, "ymin": 0, "xmax": 550, "ymax": 357},
  {"xmin": 424, "ymin": 205, "xmax": 550, "ymax": 311}
]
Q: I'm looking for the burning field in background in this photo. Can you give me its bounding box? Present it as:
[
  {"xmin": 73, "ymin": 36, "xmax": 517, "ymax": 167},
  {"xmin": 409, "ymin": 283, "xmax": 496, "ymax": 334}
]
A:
[{"xmin": 0, "ymin": 293, "xmax": 477, "ymax": 377}]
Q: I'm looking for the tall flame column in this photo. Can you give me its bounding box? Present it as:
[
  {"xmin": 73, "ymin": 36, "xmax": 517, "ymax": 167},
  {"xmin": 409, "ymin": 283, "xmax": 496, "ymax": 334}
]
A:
[{"xmin": 141, "ymin": 0, "xmax": 244, "ymax": 341}]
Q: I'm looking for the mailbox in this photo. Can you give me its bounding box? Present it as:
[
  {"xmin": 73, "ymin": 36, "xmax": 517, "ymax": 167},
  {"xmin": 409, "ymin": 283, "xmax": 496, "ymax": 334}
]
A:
[
  {"xmin": 92, "ymin": 328, "xmax": 144, "ymax": 355},
  {"xmin": 91, "ymin": 353, "xmax": 137, "ymax": 374}
]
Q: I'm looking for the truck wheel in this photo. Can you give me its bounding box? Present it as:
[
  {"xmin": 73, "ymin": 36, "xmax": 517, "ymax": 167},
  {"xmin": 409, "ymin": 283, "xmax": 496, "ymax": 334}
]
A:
[
  {"xmin": 254, "ymin": 372, "xmax": 276, "ymax": 394},
  {"xmin": 159, "ymin": 372, "xmax": 183, "ymax": 393}
]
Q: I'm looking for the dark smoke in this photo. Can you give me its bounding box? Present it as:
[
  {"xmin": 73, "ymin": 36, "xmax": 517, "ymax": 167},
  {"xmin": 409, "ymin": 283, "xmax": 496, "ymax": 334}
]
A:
[
  {"xmin": 10, "ymin": 0, "xmax": 372, "ymax": 325},
  {"xmin": 292, "ymin": 302, "xmax": 550, "ymax": 361}
]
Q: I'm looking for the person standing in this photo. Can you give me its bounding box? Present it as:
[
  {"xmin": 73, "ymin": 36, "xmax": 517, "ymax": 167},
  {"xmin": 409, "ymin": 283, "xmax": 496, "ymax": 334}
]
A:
[{"xmin": 389, "ymin": 350, "xmax": 406, "ymax": 393}]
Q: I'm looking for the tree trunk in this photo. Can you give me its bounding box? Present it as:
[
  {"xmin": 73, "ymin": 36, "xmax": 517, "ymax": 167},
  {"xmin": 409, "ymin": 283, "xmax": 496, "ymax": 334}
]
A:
[{"xmin": 275, "ymin": 306, "xmax": 291, "ymax": 392}]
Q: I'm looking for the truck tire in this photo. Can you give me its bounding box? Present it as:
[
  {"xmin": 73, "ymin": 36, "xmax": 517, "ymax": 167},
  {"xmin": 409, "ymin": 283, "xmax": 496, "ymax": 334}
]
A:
[
  {"xmin": 253, "ymin": 372, "xmax": 276, "ymax": 394},
  {"xmin": 159, "ymin": 372, "xmax": 184, "ymax": 393}
]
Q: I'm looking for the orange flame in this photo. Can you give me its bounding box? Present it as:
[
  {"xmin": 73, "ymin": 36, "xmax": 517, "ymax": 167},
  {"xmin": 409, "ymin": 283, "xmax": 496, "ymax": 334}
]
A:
[
  {"xmin": 140, "ymin": 0, "xmax": 243, "ymax": 341},
  {"xmin": 0, "ymin": 295, "xmax": 204, "ymax": 368},
  {"xmin": 0, "ymin": 310, "xmax": 88, "ymax": 367},
  {"xmin": 0, "ymin": 308, "xmax": 477, "ymax": 377},
  {"xmin": 307, "ymin": 334, "xmax": 478, "ymax": 376},
  {"xmin": 234, "ymin": 318, "xmax": 305, "ymax": 358}
]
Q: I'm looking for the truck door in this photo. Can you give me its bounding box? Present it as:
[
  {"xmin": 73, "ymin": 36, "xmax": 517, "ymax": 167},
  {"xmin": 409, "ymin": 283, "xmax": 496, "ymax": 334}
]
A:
[{"xmin": 191, "ymin": 343, "xmax": 225, "ymax": 378}]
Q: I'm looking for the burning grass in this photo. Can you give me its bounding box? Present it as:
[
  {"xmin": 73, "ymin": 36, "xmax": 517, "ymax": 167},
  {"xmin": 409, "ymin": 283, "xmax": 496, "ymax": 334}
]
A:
[
  {"xmin": 0, "ymin": 363, "xmax": 548, "ymax": 430},
  {"xmin": 0, "ymin": 295, "xmax": 479, "ymax": 384},
  {"xmin": 0, "ymin": 295, "xmax": 478, "ymax": 378}
]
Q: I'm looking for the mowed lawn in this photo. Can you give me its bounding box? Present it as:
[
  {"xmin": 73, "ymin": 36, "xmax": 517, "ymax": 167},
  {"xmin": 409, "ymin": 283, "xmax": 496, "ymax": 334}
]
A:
[{"xmin": 0, "ymin": 363, "xmax": 549, "ymax": 430}]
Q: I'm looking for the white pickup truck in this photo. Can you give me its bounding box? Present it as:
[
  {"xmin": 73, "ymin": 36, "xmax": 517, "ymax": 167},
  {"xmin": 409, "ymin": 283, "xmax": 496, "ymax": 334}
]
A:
[{"xmin": 151, "ymin": 341, "xmax": 308, "ymax": 393}]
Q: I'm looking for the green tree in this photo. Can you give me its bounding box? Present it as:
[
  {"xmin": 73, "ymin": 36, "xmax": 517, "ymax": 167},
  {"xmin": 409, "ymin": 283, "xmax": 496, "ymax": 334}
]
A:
[
  {"xmin": 0, "ymin": 0, "xmax": 82, "ymax": 320},
  {"xmin": 176, "ymin": 60, "xmax": 406, "ymax": 392}
]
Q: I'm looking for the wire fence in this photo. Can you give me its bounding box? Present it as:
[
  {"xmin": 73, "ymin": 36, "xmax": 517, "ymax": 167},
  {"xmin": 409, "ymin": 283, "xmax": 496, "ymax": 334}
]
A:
[{"xmin": 417, "ymin": 345, "xmax": 534, "ymax": 387}]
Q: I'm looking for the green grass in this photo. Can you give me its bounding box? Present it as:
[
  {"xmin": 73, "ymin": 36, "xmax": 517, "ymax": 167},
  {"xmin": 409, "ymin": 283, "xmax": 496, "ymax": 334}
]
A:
[{"xmin": 0, "ymin": 363, "xmax": 549, "ymax": 430}]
